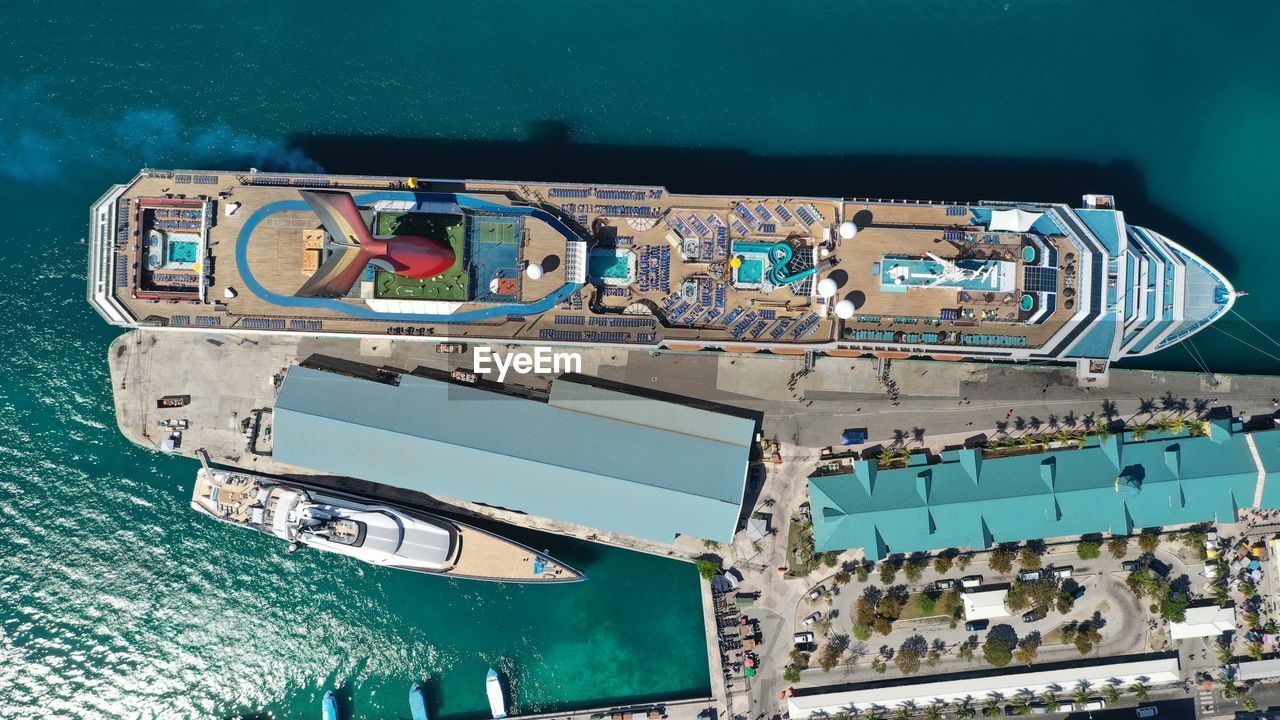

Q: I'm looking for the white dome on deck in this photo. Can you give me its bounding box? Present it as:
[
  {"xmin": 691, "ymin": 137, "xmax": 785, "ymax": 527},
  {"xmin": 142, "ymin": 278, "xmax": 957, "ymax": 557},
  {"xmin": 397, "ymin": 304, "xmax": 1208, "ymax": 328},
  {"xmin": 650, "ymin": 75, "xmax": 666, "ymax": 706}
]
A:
[
  {"xmin": 834, "ymin": 300, "xmax": 856, "ymax": 319},
  {"xmin": 838, "ymin": 221, "xmax": 857, "ymax": 240}
]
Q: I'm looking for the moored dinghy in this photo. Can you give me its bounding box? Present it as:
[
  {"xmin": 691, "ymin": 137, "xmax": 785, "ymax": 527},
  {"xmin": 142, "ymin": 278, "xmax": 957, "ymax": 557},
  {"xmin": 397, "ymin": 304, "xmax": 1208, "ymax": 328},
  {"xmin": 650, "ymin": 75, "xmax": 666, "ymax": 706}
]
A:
[
  {"xmin": 410, "ymin": 683, "xmax": 429, "ymax": 720},
  {"xmin": 487, "ymin": 668, "xmax": 507, "ymax": 719}
]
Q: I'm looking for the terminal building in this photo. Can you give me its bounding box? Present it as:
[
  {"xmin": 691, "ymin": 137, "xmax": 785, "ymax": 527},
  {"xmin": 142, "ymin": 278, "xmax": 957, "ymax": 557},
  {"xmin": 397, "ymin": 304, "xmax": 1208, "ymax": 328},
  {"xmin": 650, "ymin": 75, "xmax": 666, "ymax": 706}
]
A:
[
  {"xmin": 271, "ymin": 364, "xmax": 756, "ymax": 543},
  {"xmin": 809, "ymin": 419, "xmax": 1280, "ymax": 558}
]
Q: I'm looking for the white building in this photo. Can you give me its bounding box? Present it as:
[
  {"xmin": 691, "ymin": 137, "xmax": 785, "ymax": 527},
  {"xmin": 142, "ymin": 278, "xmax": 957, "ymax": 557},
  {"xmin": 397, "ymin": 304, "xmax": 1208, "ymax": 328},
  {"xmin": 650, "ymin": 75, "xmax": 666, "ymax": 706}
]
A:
[
  {"xmin": 787, "ymin": 656, "xmax": 1181, "ymax": 717},
  {"xmin": 962, "ymin": 589, "xmax": 1012, "ymax": 621},
  {"xmin": 1169, "ymin": 605, "xmax": 1236, "ymax": 640}
]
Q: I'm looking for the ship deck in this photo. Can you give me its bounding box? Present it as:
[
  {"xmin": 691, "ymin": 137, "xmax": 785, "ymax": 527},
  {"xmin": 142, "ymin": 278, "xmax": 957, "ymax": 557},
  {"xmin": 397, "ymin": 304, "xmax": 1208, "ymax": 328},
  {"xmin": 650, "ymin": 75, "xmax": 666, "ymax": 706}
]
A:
[{"xmin": 95, "ymin": 169, "xmax": 1093, "ymax": 360}]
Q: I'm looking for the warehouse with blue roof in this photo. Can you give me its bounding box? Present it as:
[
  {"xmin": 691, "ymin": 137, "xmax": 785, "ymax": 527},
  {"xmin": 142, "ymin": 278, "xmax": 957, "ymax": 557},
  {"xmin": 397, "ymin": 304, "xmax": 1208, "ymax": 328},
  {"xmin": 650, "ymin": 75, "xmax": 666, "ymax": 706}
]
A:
[
  {"xmin": 810, "ymin": 418, "xmax": 1280, "ymax": 559},
  {"xmin": 272, "ymin": 365, "xmax": 756, "ymax": 543}
]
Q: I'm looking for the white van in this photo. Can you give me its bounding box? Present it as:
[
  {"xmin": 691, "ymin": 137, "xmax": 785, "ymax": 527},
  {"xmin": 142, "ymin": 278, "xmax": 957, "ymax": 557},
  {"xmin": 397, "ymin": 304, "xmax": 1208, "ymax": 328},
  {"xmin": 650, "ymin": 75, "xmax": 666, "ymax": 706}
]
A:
[{"xmin": 1051, "ymin": 566, "xmax": 1074, "ymax": 579}]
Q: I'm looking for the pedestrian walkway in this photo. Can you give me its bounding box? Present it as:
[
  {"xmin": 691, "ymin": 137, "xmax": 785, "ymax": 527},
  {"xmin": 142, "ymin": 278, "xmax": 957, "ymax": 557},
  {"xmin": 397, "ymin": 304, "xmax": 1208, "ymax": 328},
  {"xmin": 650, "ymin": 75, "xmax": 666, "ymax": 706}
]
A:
[{"xmin": 1196, "ymin": 687, "xmax": 1216, "ymax": 716}]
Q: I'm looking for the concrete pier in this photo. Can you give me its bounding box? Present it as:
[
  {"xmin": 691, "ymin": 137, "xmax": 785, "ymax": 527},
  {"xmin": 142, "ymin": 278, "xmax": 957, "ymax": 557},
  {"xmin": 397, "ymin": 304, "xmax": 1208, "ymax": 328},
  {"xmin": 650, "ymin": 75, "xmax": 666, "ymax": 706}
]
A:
[
  {"xmin": 110, "ymin": 330, "xmax": 1280, "ymax": 470},
  {"xmin": 505, "ymin": 696, "xmax": 715, "ymax": 720}
]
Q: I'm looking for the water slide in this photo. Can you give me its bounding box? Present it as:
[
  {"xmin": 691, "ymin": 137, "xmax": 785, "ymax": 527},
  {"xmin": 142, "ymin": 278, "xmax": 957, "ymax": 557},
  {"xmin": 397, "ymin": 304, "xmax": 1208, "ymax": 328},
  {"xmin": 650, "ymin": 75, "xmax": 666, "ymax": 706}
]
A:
[{"xmin": 767, "ymin": 242, "xmax": 833, "ymax": 286}]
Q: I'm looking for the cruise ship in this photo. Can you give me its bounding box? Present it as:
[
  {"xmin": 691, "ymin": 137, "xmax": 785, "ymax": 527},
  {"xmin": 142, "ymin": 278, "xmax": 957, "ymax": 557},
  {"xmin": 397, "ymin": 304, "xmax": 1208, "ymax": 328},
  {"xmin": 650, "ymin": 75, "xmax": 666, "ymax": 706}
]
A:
[
  {"xmin": 192, "ymin": 468, "xmax": 584, "ymax": 583},
  {"xmin": 88, "ymin": 169, "xmax": 1237, "ymax": 373}
]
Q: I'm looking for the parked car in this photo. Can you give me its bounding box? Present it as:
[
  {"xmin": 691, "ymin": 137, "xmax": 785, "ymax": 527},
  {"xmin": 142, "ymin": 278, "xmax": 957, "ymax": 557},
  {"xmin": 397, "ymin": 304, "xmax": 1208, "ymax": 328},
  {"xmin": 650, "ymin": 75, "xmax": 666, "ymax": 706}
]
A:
[
  {"xmin": 965, "ymin": 619, "xmax": 990, "ymax": 632},
  {"xmin": 935, "ymin": 578, "xmax": 958, "ymax": 590},
  {"xmin": 1022, "ymin": 606, "xmax": 1048, "ymax": 623},
  {"xmin": 1076, "ymin": 701, "xmax": 1104, "ymax": 711},
  {"xmin": 1136, "ymin": 707, "xmax": 1159, "ymax": 718},
  {"xmin": 1146, "ymin": 556, "xmax": 1172, "ymax": 577},
  {"xmin": 1018, "ymin": 570, "xmax": 1043, "ymax": 582},
  {"xmin": 794, "ymin": 632, "xmax": 815, "ymax": 645},
  {"xmin": 1073, "ymin": 586, "xmax": 1086, "ymax": 600},
  {"xmin": 961, "ymin": 575, "xmax": 983, "ymax": 588},
  {"xmin": 808, "ymin": 585, "xmax": 827, "ymax": 601},
  {"xmin": 1030, "ymin": 704, "xmax": 1048, "ymax": 715},
  {"xmin": 1122, "ymin": 560, "xmax": 1142, "ymax": 572},
  {"xmin": 1051, "ymin": 566, "xmax": 1074, "ymax": 579},
  {"xmin": 803, "ymin": 612, "xmax": 822, "ymax": 626},
  {"xmin": 435, "ymin": 343, "xmax": 467, "ymax": 353}
]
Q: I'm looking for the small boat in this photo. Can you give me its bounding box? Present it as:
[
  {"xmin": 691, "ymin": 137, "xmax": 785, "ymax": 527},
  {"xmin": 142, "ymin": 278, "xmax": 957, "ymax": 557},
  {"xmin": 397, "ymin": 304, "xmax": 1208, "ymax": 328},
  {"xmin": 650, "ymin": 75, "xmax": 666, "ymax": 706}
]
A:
[
  {"xmin": 322, "ymin": 691, "xmax": 339, "ymax": 720},
  {"xmin": 191, "ymin": 468, "xmax": 584, "ymax": 582},
  {"xmin": 410, "ymin": 683, "xmax": 429, "ymax": 720},
  {"xmin": 486, "ymin": 668, "xmax": 507, "ymax": 720}
]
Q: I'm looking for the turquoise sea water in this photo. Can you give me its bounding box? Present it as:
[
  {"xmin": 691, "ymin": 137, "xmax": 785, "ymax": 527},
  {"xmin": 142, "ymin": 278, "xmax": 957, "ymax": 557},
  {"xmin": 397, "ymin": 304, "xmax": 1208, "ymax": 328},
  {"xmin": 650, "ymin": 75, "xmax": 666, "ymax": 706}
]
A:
[{"xmin": 2, "ymin": 1, "xmax": 1280, "ymax": 717}]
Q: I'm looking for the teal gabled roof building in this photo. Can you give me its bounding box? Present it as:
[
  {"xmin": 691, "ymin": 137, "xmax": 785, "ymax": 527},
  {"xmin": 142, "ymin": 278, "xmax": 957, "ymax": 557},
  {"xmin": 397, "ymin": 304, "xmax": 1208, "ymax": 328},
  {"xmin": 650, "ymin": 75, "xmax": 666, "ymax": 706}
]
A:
[
  {"xmin": 273, "ymin": 366, "xmax": 755, "ymax": 543},
  {"xmin": 810, "ymin": 420, "xmax": 1280, "ymax": 559}
]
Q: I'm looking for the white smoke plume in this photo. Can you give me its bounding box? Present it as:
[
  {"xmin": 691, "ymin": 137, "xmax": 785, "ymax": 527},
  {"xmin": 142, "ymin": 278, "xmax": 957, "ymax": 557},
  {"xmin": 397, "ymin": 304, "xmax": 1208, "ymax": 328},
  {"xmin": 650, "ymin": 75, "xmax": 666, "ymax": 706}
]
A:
[{"xmin": 0, "ymin": 85, "xmax": 323, "ymax": 183}]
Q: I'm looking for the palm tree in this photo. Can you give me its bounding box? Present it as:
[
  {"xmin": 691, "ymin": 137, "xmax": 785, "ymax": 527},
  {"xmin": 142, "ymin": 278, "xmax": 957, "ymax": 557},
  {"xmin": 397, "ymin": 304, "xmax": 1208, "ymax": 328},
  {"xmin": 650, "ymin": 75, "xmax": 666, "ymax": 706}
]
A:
[
  {"xmin": 981, "ymin": 699, "xmax": 1002, "ymax": 719},
  {"xmin": 1131, "ymin": 425, "xmax": 1149, "ymax": 442},
  {"xmin": 1093, "ymin": 420, "xmax": 1111, "ymax": 444},
  {"xmin": 1129, "ymin": 683, "xmax": 1149, "ymax": 700},
  {"xmin": 864, "ymin": 707, "xmax": 884, "ymax": 720},
  {"xmin": 1168, "ymin": 417, "xmax": 1188, "ymax": 435},
  {"xmin": 1071, "ymin": 685, "xmax": 1090, "ymax": 706},
  {"xmin": 894, "ymin": 706, "xmax": 912, "ymax": 720},
  {"xmin": 1008, "ymin": 697, "xmax": 1031, "ymax": 716},
  {"xmin": 1216, "ymin": 640, "xmax": 1235, "ymax": 664},
  {"xmin": 923, "ymin": 704, "xmax": 943, "ymax": 720},
  {"xmin": 953, "ymin": 699, "xmax": 974, "ymax": 720},
  {"xmin": 1101, "ymin": 685, "xmax": 1120, "ymax": 705},
  {"xmin": 1039, "ymin": 692, "xmax": 1060, "ymax": 713}
]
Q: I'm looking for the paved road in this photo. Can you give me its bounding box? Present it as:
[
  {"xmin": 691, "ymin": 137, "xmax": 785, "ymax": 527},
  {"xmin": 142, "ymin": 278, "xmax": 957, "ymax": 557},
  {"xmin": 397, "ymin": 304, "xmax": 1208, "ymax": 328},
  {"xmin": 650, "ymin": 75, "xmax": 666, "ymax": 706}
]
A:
[{"xmin": 1063, "ymin": 697, "xmax": 1196, "ymax": 720}]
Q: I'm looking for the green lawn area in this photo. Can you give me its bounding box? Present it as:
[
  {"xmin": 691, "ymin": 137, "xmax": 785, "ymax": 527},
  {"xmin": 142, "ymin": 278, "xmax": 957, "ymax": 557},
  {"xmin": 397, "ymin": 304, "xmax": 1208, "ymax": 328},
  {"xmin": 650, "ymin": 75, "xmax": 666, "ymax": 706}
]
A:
[
  {"xmin": 373, "ymin": 212, "xmax": 468, "ymax": 300},
  {"xmin": 785, "ymin": 520, "xmax": 820, "ymax": 578},
  {"xmin": 898, "ymin": 592, "xmax": 947, "ymax": 621}
]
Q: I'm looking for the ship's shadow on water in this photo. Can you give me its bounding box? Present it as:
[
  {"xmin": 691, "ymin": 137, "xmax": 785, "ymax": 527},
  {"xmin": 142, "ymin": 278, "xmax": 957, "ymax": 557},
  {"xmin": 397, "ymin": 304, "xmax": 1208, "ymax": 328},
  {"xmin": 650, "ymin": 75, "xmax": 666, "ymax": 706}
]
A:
[{"xmin": 287, "ymin": 121, "xmax": 1235, "ymax": 278}]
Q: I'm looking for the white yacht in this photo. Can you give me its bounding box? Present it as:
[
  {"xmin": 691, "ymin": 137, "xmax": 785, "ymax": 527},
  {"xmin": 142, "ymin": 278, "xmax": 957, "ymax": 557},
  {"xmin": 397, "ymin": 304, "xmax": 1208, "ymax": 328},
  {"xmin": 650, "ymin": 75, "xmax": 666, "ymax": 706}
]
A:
[{"xmin": 192, "ymin": 468, "xmax": 583, "ymax": 583}]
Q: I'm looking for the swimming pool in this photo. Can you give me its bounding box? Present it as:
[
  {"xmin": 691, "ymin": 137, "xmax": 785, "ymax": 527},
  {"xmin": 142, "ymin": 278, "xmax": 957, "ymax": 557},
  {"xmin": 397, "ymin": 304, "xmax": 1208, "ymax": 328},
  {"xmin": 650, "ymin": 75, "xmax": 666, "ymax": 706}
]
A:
[
  {"xmin": 145, "ymin": 230, "xmax": 201, "ymax": 270},
  {"xmin": 169, "ymin": 239, "xmax": 199, "ymax": 264},
  {"xmin": 588, "ymin": 248, "xmax": 637, "ymax": 286},
  {"xmin": 590, "ymin": 255, "xmax": 628, "ymax": 279},
  {"xmin": 737, "ymin": 258, "xmax": 764, "ymax": 284}
]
